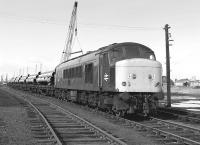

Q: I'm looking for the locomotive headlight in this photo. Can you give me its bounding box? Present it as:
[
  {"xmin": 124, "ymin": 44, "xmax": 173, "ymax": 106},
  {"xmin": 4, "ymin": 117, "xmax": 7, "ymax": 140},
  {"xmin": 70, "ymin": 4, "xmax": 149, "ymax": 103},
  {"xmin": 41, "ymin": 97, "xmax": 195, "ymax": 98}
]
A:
[
  {"xmin": 150, "ymin": 55, "xmax": 155, "ymax": 60},
  {"xmin": 148, "ymin": 74, "xmax": 153, "ymax": 80},
  {"xmin": 149, "ymin": 74, "xmax": 155, "ymax": 80},
  {"xmin": 122, "ymin": 82, "xmax": 126, "ymax": 86},
  {"xmin": 132, "ymin": 74, "xmax": 136, "ymax": 79}
]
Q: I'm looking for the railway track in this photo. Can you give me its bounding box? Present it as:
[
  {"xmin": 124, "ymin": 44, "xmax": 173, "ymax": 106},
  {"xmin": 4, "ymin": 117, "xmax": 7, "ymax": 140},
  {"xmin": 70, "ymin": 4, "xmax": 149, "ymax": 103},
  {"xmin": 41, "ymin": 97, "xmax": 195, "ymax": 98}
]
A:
[
  {"xmin": 76, "ymin": 105, "xmax": 200, "ymax": 145},
  {"xmin": 61, "ymin": 101, "xmax": 200, "ymax": 145},
  {"xmin": 5, "ymin": 87, "xmax": 200, "ymax": 145},
  {"xmin": 18, "ymin": 95, "xmax": 127, "ymax": 145},
  {"xmin": 157, "ymin": 107, "xmax": 200, "ymax": 124},
  {"xmin": 141, "ymin": 117, "xmax": 200, "ymax": 145},
  {"xmin": 98, "ymin": 114, "xmax": 200, "ymax": 145}
]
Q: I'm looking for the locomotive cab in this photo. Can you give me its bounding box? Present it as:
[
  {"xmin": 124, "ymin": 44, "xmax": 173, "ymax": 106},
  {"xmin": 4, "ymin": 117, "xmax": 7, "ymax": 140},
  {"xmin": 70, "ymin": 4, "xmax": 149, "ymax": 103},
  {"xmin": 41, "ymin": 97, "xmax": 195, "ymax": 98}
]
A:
[
  {"xmin": 99, "ymin": 43, "xmax": 159, "ymax": 90},
  {"xmin": 108, "ymin": 44, "xmax": 156, "ymax": 65}
]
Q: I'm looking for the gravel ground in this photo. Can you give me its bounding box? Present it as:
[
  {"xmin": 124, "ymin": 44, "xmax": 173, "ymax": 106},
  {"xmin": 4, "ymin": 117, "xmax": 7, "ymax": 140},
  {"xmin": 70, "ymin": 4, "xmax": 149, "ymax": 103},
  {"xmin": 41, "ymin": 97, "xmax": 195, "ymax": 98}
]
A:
[
  {"xmin": 2, "ymin": 86, "xmax": 160, "ymax": 145},
  {"xmin": 163, "ymin": 86, "xmax": 200, "ymax": 97},
  {"xmin": 0, "ymin": 87, "xmax": 36, "ymax": 145},
  {"xmin": 161, "ymin": 86, "xmax": 200, "ymax": 109}
]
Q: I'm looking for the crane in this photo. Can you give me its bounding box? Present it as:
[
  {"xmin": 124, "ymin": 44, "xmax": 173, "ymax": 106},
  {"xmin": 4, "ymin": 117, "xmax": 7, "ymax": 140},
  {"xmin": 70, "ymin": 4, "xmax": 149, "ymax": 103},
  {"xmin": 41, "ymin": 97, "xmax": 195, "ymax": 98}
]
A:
[{"xmin": 61, "ymin": 1, "xmax": 79, "ymax": 63}]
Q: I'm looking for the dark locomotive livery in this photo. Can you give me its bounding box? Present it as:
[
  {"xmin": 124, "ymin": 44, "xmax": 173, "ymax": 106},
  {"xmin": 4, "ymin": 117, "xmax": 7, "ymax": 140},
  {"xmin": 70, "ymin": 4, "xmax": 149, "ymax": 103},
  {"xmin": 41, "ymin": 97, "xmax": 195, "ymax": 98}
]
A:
[{"xmin": 9, "ymin": 42, "xmax": 163, "ymax": 116}]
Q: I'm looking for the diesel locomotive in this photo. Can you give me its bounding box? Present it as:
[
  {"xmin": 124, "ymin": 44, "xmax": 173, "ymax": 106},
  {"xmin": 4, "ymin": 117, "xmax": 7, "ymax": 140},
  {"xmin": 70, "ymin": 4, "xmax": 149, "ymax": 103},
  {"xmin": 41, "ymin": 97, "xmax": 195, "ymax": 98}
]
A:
[{"xmin": 55, "ymin": 42, "xmax": 163, "ymax": 116}]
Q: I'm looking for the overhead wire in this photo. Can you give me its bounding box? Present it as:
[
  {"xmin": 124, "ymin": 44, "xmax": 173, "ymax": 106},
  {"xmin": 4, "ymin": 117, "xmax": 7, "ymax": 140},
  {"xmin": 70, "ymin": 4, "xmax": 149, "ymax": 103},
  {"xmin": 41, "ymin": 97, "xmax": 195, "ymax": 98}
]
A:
[
  {"xmin": 79, "ymin": 23, "xmax": 162, "ymax": 30},
  {"xmin": 1, "ymin": 11, "xmax": 162, "ymax": 59},
  {"xmin": 0, "ymin": 12, "xmax": 162, "ymax": 31}
]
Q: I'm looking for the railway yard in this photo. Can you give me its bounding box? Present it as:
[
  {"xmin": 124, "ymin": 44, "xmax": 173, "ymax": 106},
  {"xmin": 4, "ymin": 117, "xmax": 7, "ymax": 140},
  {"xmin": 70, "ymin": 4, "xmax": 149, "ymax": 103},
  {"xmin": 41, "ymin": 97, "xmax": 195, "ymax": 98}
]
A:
[
  {"xmin": 1, "ymin": 1, "xmax": 200, "ymax": 145},
  {"xmin": 0, "ymin": 85, "xmax": 199, "ymax": 145}
]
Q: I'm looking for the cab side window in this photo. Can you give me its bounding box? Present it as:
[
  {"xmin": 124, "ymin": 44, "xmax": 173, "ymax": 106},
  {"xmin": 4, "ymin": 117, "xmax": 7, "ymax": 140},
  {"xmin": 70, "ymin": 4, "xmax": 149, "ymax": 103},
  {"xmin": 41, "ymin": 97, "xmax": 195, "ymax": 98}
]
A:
[
  {"xmin": 103, "ymin": 53, "xmax": 109, "ymax": 67},
  {"xmin": 109, "ymin": 47, "xmax": 123, "ymax": 64}
]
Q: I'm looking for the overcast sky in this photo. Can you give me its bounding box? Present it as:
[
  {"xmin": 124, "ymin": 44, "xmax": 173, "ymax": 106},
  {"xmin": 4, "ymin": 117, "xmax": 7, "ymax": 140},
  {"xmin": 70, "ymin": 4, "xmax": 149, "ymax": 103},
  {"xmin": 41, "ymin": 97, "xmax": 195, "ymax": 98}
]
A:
[{"xmin": 0, "ymin": 0, "xmax": 199, "ymax": 80}]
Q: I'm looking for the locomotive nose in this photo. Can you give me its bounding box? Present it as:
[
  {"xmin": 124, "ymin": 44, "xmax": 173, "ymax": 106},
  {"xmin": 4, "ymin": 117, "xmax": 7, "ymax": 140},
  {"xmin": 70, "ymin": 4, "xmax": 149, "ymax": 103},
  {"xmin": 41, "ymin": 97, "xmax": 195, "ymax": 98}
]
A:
[{"xmin": 115, "ymin": 58, "xmax": 162, "ymax": 93}]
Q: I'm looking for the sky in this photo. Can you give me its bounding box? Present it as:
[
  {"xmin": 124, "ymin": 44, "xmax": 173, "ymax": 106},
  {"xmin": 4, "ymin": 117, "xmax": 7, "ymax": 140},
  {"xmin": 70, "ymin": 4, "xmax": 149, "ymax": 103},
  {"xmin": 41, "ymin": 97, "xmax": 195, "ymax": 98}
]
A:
[{"xmin": 0, "ymin": 0, "xmax": 200, "ymax": 80}]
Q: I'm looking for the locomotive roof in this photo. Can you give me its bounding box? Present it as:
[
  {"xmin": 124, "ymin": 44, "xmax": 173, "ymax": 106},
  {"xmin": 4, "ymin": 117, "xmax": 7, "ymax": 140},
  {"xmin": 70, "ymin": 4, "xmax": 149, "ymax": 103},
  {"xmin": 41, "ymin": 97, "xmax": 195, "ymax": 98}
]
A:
[{"xmin": 56, "ymin": 42, "xmax": 154, "ymax": 68}]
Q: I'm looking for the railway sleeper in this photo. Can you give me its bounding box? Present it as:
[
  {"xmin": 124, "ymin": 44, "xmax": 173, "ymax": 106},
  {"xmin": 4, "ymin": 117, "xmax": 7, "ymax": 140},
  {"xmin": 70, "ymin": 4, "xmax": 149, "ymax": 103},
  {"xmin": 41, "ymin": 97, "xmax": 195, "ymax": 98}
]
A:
[{"xmin": 62, "ymin": 137, "xmax": 108, "ymax": 143}]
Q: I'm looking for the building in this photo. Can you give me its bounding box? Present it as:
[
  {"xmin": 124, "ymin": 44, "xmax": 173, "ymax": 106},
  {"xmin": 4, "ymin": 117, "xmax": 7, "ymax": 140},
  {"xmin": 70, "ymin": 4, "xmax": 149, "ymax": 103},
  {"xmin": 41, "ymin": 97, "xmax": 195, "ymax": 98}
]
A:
[
  {"xmin": 174, "ymin": 79, "xmax": 190, "ymax": 87},
  {"xmin": 190, "ymin": 80, "xmax": 200, "ymax": 88},
  {"xmin": 162, "ymin": 76, "xmax": 174, "ymax": 86}
]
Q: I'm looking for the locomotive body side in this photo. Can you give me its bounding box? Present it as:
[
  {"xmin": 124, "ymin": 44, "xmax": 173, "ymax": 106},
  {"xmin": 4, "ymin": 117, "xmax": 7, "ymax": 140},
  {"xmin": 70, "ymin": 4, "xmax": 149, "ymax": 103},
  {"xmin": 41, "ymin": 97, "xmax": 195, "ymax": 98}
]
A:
[{"xmin": 55, "ymin": 52, "xmax": 100, "ymax": 91}]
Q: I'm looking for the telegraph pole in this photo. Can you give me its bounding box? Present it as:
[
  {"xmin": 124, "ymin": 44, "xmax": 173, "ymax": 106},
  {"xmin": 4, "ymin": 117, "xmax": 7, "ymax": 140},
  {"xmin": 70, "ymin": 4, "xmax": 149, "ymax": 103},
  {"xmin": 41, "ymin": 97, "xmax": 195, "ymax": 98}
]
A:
[
  {"xmin": 164, "ymin": 24, "xmax": 173, "ymax": 107},
  {"xmin": 5, "ymin": 74, "xmax": 8, "ymax": 83},
  {"xmin": 1, "ymin": 75, "xmax": 4, "ymax": 84}
]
